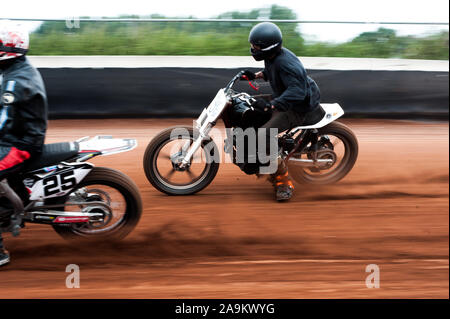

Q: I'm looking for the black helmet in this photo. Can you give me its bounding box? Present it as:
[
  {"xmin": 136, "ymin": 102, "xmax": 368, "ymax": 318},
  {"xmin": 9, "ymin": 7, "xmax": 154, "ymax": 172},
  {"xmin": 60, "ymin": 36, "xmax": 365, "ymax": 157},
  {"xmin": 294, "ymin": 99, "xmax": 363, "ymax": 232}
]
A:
[{"xmin": 248, "ymin": 22, "xmax": 282, "ymax": 61}]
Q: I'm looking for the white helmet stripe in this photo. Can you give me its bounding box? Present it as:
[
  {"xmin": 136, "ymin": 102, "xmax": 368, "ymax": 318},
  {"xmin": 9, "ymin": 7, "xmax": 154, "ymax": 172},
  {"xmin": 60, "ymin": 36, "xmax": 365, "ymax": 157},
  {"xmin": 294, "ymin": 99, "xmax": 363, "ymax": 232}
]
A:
[{"xmin": 261, "ymin": 42, "xmax": 280, "ymax": 51}]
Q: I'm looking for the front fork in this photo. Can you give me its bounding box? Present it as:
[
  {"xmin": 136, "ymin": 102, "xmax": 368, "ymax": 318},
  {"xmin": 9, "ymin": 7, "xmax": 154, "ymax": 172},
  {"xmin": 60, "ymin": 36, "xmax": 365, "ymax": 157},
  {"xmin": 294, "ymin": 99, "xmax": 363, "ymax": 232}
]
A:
[{"xmin": 180, "ymin": 117, "xmax": 214, "ymax": 167}]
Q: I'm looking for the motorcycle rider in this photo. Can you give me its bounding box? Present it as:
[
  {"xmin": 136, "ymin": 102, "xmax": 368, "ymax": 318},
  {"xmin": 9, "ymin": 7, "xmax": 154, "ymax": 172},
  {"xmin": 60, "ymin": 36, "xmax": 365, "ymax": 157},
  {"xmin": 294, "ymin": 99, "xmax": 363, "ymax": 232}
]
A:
[
  {"xmin": 241, "ymin": 22, "xmax": 325, "ymax": 201},
  {"xmin": 0, "ymin": 22, "xmax": 48, "ymax": 267}
]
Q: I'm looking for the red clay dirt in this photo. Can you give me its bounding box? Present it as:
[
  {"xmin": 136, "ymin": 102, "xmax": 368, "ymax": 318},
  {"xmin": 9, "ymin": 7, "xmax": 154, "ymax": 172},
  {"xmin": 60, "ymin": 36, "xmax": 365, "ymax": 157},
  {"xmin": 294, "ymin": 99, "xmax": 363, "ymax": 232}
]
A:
[{"xmin": 0, "ymin": 119, "xmax": 448, "ymax": 298}]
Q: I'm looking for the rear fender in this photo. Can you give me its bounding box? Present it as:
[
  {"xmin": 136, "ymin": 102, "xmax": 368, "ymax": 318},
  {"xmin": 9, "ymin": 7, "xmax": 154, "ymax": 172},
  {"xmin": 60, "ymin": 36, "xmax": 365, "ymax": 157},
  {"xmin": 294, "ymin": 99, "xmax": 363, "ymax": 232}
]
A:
[
  {"xmin": 77, "ymin": 135, "xmax": 137, "ymax": 156},
  {"xmin": 292, "ymin": 103, "xmax": 344, "ymax": 130}
]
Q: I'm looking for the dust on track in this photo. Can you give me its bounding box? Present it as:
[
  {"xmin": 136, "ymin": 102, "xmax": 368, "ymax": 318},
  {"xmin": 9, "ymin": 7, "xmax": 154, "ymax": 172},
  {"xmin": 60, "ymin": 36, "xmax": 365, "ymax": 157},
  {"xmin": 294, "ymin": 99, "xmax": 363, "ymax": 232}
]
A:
[{"xmin": 0, "ymin": 119, "xmax": 448, "ymax": 298}]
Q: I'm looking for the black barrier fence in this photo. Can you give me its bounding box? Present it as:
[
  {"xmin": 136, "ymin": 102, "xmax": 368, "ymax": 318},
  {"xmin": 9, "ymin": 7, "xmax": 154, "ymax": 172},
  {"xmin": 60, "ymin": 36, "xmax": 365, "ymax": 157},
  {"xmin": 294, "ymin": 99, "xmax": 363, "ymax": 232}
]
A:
[{"xmin": 40, "ymin": 67, "xmax": 449, "ymax": 120}]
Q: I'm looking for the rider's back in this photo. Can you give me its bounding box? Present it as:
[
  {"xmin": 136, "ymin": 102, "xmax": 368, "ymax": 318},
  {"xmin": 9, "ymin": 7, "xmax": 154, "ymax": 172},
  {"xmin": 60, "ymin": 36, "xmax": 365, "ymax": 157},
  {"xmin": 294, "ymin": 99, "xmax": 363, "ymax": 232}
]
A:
[
  {"xmin": 263, "ymin": 47, "xmax": 321, "ymax": 113},
  {"xmin": 0, "ymin": 56, "xmax": 48, "ymax": 155}
]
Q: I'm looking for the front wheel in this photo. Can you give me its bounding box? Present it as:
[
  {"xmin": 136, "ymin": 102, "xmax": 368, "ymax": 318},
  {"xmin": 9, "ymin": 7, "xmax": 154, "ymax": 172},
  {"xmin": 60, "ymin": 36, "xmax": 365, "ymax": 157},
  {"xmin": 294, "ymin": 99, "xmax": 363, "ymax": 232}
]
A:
[
  {"xmin": 50, "ymin": 167, "xmax": 142, "ymax": 241},
  {"xmin": 289, "ymin": 121, "xmax": 358, "ymax": 185},
  {"xmin": 143, "ymin": 126, "xmax": 220, "ymax": 195}
]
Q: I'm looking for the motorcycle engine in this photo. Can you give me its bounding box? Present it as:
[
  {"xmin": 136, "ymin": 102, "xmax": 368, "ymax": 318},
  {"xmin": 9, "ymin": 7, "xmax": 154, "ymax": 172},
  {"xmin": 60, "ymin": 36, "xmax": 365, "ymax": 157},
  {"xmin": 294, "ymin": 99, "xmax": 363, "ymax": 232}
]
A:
[{"xmin": 228, "ymin": 97, "xmax": 271, "ymax": 129}]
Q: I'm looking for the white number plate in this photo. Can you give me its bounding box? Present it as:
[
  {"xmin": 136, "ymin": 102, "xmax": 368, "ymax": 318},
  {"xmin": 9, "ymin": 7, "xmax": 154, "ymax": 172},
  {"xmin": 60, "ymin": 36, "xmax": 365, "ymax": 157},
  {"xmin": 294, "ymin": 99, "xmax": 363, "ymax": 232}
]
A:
[
  {"xmin": 206, "ymin": 89, "xmax": 227, "ymax": 121},
  {"xmin": 29, "ymin": 167, "xmax": 92, "ymax": 200}
]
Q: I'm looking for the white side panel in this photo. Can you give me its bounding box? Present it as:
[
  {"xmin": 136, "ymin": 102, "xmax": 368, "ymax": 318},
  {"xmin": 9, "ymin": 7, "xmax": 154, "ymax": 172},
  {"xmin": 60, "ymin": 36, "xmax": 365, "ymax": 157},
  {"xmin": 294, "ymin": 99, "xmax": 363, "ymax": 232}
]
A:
[{"xmin": 206, "ymin": 89, "xmax": 228, "ymax": 123}]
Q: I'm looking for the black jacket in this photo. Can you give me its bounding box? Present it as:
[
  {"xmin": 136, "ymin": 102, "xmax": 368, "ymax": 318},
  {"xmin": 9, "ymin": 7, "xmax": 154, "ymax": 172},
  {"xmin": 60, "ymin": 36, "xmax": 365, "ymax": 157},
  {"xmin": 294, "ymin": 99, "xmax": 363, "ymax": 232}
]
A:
[
  {"xmin": 0, "ymin": 57, "xmax": 48, "ymax": 154},
  {"xmin": 262, "ymin": 48, "xmax": 320, "ymax": 113}
]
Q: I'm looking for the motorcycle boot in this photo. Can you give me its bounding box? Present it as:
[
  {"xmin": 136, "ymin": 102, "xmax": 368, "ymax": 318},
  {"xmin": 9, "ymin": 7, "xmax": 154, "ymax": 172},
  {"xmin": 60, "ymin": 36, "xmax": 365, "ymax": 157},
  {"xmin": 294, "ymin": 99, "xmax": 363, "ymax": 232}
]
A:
[
  {"xmin": 270, "ymin": 159, "xmax": 294, "ymax": 201},
  {"xmin": 0, "ymin": 236, "xmax": 10, "ymax": 267}
]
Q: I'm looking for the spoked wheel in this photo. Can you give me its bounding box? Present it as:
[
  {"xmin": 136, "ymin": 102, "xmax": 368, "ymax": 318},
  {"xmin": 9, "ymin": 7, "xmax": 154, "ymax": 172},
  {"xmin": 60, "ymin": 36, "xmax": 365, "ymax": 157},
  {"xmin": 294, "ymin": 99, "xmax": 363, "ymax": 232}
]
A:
[
  {"xmin": 143, "ymin": 126, "xmax": 220, "ymax": 195},
  {"xmin": 289, "ymin": 121, "xmax": 358, "ymax": 185},
  {"xmin": 49, "ymin": 167, "xmax": 142, "ymax": 241}
]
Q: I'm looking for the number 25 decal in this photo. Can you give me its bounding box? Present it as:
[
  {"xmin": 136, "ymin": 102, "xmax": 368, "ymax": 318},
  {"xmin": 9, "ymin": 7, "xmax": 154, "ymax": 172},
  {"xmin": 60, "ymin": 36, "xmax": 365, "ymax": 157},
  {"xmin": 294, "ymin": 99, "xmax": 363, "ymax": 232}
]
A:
[{"xmin": 43, "ymin": 170, "xmax": 77, "ymax": 197}]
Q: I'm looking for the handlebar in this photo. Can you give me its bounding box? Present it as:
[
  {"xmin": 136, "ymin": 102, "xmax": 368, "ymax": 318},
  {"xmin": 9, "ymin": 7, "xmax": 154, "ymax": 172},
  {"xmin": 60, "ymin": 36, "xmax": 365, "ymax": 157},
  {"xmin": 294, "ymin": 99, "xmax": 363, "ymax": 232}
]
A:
[{"xmin": 224, "ymin": 71, "xmax": 245, "ymax": 93}]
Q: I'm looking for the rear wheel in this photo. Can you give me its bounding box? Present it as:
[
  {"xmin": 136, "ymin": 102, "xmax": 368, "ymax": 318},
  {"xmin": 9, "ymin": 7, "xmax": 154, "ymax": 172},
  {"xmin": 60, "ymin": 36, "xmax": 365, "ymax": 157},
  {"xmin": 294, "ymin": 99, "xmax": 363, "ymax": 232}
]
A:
[
  {"xmin": 289, "ymin": 121, "xmax": 358, "ymax": 185},
  {"xmin": 49, "ymin": 167, "xmax": 142, "ymax": 241}
]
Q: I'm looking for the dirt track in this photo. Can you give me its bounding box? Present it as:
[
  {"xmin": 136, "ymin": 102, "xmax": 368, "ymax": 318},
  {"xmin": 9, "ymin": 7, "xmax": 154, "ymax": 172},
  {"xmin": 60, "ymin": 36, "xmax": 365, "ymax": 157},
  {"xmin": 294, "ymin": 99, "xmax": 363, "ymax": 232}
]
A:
[{"xmin": 0, "ymin": 119, "xmax": 448, "ymax": 298}]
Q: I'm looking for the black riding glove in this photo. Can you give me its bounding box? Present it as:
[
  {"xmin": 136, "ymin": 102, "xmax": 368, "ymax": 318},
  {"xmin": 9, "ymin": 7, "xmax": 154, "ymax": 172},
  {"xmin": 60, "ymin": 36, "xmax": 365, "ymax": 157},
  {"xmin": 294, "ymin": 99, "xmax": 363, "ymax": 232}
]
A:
[
  {"xmin": 251, "ymin": 98, "xmax": 272, "ymax": 113},
  {"xmin": 240, "ymin": 70, "xmax": 256, "ymax": 81}
]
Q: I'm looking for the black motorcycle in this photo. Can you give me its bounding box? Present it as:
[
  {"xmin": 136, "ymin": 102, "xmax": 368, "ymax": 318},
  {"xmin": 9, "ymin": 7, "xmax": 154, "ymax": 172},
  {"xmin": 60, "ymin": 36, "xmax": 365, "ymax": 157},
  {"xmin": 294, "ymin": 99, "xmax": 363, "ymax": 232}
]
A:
[{"xmin": 143, "ymin": 71, "xmax": 359, "ymax": 195}]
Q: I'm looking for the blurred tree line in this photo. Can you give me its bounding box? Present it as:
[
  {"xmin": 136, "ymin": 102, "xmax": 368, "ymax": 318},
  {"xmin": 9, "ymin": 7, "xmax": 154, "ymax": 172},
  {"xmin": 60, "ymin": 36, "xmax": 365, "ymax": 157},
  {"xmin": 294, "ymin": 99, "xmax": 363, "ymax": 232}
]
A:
[{"xmin": 29, "ymin": 5, "xmax": 448, "ymax": 60}]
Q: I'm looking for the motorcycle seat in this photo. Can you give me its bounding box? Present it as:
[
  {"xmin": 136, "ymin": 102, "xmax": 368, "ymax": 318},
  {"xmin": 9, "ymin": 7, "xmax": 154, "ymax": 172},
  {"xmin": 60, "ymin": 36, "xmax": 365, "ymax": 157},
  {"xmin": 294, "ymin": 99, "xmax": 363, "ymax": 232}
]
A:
[
  {"xmin": 24, "ymin": 142, "xmax": 79, "ymax": 172},
  {"xmin": 301, "ymin": 105, "xmax": 327, "ymax": 126}
]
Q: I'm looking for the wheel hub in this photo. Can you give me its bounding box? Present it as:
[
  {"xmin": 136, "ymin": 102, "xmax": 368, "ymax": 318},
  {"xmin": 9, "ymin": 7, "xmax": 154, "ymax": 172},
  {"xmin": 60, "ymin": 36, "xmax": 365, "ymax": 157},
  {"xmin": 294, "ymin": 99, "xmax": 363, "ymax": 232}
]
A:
[
  {"xmin": 81, "ymin": 204, "xmax": 112, "ymax": 228},
  {"xmin": 314, "ymin": 149, "xmax": 337, "ymax": 170},
  {"xmin": 170, "ymin": 151, "xmax": 190, "ymax": 171}
]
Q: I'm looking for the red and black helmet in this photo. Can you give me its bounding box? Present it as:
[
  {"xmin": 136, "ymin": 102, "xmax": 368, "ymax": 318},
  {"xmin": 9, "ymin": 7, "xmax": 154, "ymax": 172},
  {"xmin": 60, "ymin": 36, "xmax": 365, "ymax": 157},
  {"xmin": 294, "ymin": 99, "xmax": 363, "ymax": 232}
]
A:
[{"xmin": 0, "ymin": 21, "xmax": 29, "ymax": 61}]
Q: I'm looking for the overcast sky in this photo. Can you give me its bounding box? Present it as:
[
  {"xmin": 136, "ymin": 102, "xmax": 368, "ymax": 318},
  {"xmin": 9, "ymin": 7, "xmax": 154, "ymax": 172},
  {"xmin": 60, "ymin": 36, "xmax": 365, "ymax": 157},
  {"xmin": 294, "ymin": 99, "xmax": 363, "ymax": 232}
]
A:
[{"xmin": 2, "ymin": 0, "xmax": 449, "ymax": 42}]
